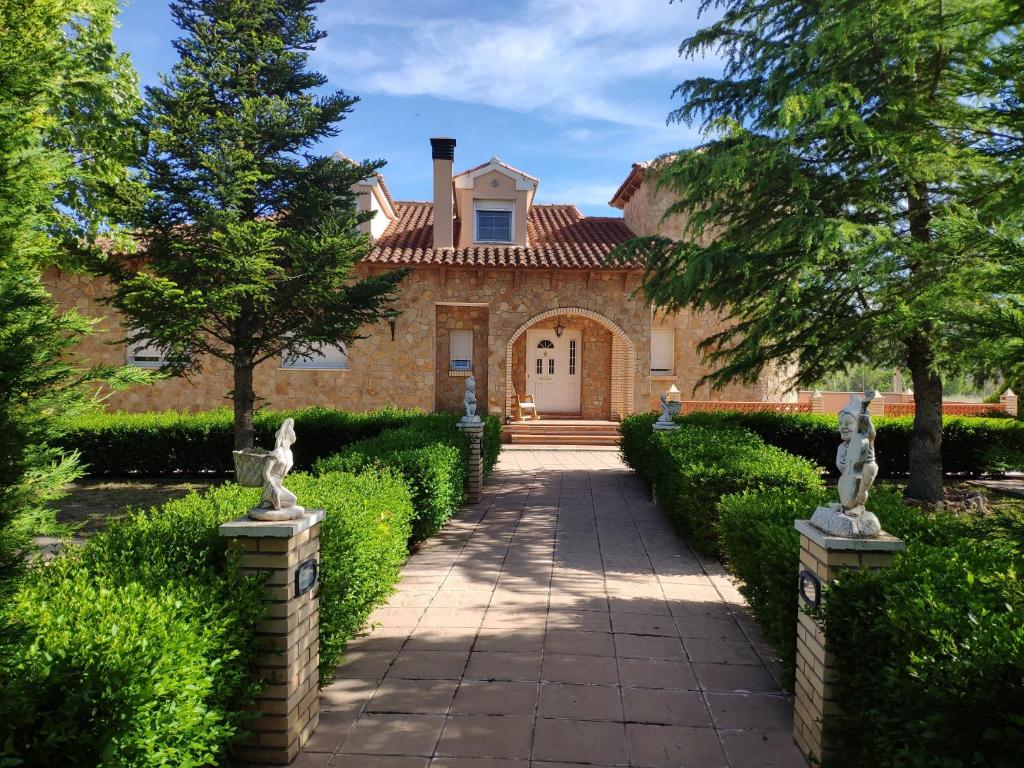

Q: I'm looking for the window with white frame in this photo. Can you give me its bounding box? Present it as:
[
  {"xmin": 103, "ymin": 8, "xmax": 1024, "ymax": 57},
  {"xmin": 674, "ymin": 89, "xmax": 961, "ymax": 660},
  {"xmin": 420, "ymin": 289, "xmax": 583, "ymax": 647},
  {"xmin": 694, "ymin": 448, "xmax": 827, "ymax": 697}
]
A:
[
  {"xmin": 474, "ymin": 200, "xmax": 513, "ymax": 243},
  {"xmin": 651, "ymin": 328, "xmax": 674, "ymax": 375},
  {"xmin": 282, "ymin": 343, "xmax": 349, "ymax": 370},
  {"xmin": 127, "ymin": 335, "xmax": 167, "ymax": 368},
  {"xmin": 449, "ymin": 329, "xmax": 473, "ymax": 371}
]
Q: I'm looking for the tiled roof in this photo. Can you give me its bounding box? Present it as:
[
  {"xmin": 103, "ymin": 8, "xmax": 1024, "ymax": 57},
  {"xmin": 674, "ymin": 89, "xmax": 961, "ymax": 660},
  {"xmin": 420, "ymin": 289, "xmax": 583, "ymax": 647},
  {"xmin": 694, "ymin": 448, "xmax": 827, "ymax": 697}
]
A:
[{"xmin": 365, "ymin": 202, "xmax": 639, "ymax": 269}]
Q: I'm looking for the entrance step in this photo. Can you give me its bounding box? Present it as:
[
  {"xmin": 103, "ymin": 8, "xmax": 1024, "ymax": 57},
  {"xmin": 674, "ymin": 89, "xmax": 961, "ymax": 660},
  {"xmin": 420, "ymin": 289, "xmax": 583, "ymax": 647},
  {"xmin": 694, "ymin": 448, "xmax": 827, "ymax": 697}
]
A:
[{"xmin": 504, "ymin": 420, "xmax": 621, "ymax": 446}]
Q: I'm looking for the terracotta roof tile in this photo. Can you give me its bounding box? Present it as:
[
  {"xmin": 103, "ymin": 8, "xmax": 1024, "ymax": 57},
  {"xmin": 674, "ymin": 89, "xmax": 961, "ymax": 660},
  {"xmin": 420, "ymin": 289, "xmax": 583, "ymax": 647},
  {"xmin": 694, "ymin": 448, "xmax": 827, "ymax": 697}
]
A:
[{"xmin": 366, "ymin": 202, "xmax": 639, "ymax": 269}]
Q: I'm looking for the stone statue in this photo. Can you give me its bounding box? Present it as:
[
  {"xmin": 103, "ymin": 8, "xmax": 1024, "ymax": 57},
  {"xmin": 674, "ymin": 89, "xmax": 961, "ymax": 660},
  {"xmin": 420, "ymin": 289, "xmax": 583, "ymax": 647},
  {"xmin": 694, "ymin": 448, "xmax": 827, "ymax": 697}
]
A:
[
  {"xmin": 653, "ymin": 390, "xmax": 681, "ymax": 431},
  {"xmin": 250, "ymin": 417, "xmax": 305, "ymax": 521},
  {"xmin": 461, "ymin": 375, "xmax": 481, "ymax": 423},
  {"xmin": 809, "ymin": 391, "xmax": 881, "ymax": 537}
]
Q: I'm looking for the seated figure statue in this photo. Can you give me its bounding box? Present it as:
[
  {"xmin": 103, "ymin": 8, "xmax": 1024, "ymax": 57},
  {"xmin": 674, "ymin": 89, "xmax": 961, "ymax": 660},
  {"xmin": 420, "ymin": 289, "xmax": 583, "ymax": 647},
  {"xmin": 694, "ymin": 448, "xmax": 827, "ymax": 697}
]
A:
[
  {"xmin": 809, "ymin": 391, "xmax": 882, "ymax": 538},
  {"xmin": 461, "ymin": 375, "xmax": 481, "ymax": 423}
]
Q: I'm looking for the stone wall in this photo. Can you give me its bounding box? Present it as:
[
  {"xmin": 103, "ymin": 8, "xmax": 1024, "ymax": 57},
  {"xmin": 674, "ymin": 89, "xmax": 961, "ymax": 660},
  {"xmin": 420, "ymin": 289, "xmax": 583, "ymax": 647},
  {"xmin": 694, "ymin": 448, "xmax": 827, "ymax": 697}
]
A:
[
  {"xmin": 434, "ymin": 305, "xmax": 489, "ymax": 414},
  {"xmin": 45, "ymin": 263, "xmax": 789, "ymax": 417}
]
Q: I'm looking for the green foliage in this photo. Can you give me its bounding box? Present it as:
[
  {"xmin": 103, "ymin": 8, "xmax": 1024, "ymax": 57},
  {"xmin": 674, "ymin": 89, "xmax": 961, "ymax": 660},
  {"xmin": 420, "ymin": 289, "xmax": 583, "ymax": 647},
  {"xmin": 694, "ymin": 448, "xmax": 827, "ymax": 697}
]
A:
[
  {"xmin": 60, "ymin": 406, "xmax": 421, "ymax": 476},
  {"xmin": 286, "ymin": 472, "xmax": 414, "ymax": 680},
  {"xmin": 0, "ymin": 0, "xmax": 147, "ymax": 596},
  {"xmin": 716, "ymin": 487, "xmax": 831, "ymax": 685},
  {"xmin": 676, "ymin": 411, "xmax": 1024, "ymax": 476},
  {"xmin": 824, "ymin": 540, "xmax": 1024, "ymax": 767},
  {"xmin": 624, "ymin": 421, "xmax": 823, "ymax": 555},
  {"xmin": 618, "ymin": 412, "xmax": 661, "ymax": 490},
  {"xmin": 0, "ymin": 485, "xmax": 265, "ymax": 767},
  {"xmin": 482, "ymin": 415, "xmax": 502, "ymax": 478},
  {"xmin": 99, "ymin": 0, "xmax": 406, "ymax": 449}
]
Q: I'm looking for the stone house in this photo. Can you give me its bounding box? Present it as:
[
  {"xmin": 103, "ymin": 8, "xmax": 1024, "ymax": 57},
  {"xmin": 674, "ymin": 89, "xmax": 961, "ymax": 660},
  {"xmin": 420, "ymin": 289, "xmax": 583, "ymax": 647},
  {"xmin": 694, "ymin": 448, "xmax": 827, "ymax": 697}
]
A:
[{"xmin": 44, "ymin": 138, "xmax": 793, "ymax": 420}]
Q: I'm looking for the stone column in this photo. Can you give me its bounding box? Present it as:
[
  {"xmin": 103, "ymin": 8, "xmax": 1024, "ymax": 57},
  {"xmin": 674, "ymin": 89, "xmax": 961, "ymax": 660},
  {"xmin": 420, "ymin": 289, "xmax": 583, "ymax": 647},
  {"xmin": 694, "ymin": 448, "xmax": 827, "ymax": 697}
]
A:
[
  {"xmin": 792, "ymin": 520, "xmax": 905, "ymax": 766},
  {"xmin": 219, "ymin": 510, "xmax": 325, "ymax": 765},
  {"xmin": 1001, "ymin": 388, "xmax": 1018, "ymax": 417},
  {"xmin": 458, "ymin": 421, "xmax": 485, "ymax": 503},
  {"xmin": 810, "ymin": 390, "xmax": 824, "ymax": 414}
]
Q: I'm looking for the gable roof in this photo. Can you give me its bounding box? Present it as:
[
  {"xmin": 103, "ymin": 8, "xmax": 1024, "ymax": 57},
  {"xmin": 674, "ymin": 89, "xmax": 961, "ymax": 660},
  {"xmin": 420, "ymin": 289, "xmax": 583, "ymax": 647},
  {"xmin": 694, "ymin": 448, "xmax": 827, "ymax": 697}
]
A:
[
  {"xmin": 364, "ymin": 202, "xmax": 639, "ymax": 269},
  {"xmin": 453, "ymin": 156, "xmax": 540, "ymax": 186},
  {"xmin": 609, "ymin": 162, "xmax": 648, "ymax": 209}
]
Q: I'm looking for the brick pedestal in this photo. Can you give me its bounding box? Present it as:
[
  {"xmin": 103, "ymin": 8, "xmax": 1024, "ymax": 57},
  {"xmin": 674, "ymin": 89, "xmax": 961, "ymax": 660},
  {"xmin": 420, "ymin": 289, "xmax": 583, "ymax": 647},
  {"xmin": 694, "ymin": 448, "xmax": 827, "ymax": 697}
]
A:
[
  {"xmin": 792, "ymin": 519, "xmax": 905, "ymax": 766},
  {"xmin": 457, "ymin": 421, "xmax": 484, "ymax": 503},
  {"xmin": 219, "ymin": 510, "xmax": 325, "ymax": 765}
]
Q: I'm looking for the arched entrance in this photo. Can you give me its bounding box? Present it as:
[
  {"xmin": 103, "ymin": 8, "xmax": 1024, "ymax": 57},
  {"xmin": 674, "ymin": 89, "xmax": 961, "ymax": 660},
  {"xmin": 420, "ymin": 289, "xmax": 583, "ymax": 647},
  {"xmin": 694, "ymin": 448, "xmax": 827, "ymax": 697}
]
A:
[{"xmin": 505, "ymin": 307, "xmax": 636, "ymax": 420}]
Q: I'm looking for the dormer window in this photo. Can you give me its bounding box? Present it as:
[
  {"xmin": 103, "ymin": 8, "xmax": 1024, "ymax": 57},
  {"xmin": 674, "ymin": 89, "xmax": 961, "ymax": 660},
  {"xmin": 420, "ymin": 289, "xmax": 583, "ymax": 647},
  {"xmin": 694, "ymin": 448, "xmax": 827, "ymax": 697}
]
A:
[{"xmin": 474, "ymin": 200, "xmax": 513, "ymax": 243}]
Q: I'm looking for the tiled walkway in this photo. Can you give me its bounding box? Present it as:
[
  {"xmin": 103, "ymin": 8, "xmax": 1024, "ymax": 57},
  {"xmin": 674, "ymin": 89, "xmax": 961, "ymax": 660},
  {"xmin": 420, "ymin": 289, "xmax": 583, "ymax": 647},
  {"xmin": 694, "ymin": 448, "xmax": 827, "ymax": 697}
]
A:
[{"xmin": 300, "ymin": 448, "xmax": 808, "ymax": 767}]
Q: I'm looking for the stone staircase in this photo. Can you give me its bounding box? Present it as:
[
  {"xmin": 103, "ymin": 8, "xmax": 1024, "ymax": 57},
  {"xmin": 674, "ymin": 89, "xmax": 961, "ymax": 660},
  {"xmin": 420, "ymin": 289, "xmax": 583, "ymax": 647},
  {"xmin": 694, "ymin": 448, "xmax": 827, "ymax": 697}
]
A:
[{"xmin": 503, "ymin": 419, "xmax": 621, "ymax": 446}]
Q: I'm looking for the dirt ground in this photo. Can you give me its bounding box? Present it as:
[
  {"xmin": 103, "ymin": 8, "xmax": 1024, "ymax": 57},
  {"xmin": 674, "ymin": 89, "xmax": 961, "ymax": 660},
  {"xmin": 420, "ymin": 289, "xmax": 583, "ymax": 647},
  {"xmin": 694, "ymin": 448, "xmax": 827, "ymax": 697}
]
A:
[{"xmin": 52, "ymin": 477, "xmax": 223, "ymax": 535}]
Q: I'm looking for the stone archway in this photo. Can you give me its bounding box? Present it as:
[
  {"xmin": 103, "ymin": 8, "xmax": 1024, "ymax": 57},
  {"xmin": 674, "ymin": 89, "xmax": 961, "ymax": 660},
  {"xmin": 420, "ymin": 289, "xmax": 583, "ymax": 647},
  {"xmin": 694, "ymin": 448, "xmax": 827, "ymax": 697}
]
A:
[{"xmin": 505, "ymin": 307, "xmax": 636, "ymax": 420}]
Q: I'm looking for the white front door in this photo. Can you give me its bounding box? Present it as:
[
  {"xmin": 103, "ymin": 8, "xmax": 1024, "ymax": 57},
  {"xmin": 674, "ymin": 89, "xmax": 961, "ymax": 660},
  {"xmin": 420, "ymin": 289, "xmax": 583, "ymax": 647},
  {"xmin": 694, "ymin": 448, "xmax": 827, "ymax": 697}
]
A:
[{"xmin": 526, "ymin": 329, "xmax": 581, "ymax": 413}]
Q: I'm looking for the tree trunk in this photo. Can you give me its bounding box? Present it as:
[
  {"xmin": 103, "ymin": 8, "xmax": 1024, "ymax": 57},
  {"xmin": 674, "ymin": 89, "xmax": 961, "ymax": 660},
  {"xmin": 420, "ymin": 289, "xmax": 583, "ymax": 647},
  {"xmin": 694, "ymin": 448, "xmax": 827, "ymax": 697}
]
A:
[
  {"xmin": 904, "ymin": 332, "xmax": 944, "ymax": 502},
  {"xmin": 233, "ymin": 359, "xmax": 256, "ymax": 450}
]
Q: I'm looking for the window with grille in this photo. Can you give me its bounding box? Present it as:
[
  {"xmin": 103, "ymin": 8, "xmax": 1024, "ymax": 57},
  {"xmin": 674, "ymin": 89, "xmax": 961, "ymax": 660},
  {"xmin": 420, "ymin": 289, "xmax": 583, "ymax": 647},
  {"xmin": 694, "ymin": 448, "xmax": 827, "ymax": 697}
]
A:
[
  {"xmin": 127, "ymin": 333, "xmax": 166, "ymax": 368},
  {"xmin": 449, "ymin": 329, "xmax": 473, "ymax": 371},
  {"xmin": 283, "ymin": 343, "xmax": 349, "ymax": 370},
  {"xmin": 474, "ymin": 200, "xmax": 514, "ymax": 243},
  {"xmin": 569, "ymin": 339, "xmax": 577, "ymax": 375},
  {"xmin": 651, "ymin": 328, "xmax": 674, "ymax": 375}
]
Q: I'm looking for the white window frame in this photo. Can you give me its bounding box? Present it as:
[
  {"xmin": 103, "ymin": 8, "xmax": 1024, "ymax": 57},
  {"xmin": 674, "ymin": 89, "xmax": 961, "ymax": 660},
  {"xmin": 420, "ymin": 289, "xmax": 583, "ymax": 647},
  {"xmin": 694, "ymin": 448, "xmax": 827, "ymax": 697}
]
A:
[
  {"xmin": 126, "ymin": 335, "xmax": 167, "ymax": 368},
  {"xmin": 473, "ymin": 200, "xmax": 514, "ymax": 244},
  {"xmin": 282, "ymin": 342, "xmax": 350, "ymax": 371},
  {"xmin": 651, "ymin": 328, "xmax": 674, "ymax": 376},
  {"xmin": 449, "ymin": 329, "xmax": 473, "ymax": 372}
]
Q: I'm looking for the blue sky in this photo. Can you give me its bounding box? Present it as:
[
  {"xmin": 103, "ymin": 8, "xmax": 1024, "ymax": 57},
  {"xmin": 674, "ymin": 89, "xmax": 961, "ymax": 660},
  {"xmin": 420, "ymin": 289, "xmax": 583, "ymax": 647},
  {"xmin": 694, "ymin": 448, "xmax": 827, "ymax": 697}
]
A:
[{"xmin": 114, "ymin": 0, "xmax": 722, "ymax": 216}]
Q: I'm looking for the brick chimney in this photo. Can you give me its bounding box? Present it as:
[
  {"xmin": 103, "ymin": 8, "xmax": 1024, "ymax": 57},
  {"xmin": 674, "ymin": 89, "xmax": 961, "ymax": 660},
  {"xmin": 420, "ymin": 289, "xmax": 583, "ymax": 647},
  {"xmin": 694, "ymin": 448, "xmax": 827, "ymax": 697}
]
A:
[{"xmin": 430, "ymin": 137, "xmax": 456, "ymax": 248}]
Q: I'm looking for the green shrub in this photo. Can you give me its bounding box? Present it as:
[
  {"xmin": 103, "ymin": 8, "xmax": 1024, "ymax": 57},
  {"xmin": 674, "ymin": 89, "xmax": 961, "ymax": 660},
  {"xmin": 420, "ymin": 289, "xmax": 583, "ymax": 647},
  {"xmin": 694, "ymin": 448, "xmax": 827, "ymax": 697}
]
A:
[
  {"xmin": 716, "ymin": 486, "xmax": 832, "ymax": 685},
  {"xmin": 649, "ymin": 425, "xmax": 823, "ymax": 554},
  {"xmin": 59, "ymin": 406, "xmax": 420, "ymax": 476},
  {"xmin": 482, "ymin": 415, "xmax": 502, "ymax": 478},
  {"xmin": 315, "ymin": 413, "xmax": 467, "ymax": 541},
  {"xmin": 677, "ymin": 411, "xmax": 1024, "ymax": 476},
  {"xmin": 618, "ymin": 412, "xmax": 661, "ymax": 490},
  {"xmin": 824, "ymin": 540, "xmax": 1024, "ymax": 767},
  {"xmin": 284, "ymin": 472, "xmax": 414, "ymax": 681}
]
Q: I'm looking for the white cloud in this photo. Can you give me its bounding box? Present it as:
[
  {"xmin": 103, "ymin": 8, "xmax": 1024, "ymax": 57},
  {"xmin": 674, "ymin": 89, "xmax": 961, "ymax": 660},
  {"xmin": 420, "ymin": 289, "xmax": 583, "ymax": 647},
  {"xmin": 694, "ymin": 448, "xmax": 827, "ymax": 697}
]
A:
[{"xmin": 313, "ymin": 0, "xmax": 718, "ymax": 128}]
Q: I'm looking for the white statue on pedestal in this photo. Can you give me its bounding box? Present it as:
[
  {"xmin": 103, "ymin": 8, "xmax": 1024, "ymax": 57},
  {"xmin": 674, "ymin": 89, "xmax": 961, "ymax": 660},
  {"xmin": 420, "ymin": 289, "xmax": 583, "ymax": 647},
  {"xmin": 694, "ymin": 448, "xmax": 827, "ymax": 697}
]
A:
[
  {"xmin": 809, "ymin": 391, "xmax": 881, "ymax": 537},
  {"xmin": 250, "ymin": 418, "xmax": 305, "ymax": 521},
  {"xmin": 653, "ymin": 390, "xmax": 681, "ymax": 431},
  {"xmin": 461, "ymin": 375, "xmax": 481, "ymax": 424}
]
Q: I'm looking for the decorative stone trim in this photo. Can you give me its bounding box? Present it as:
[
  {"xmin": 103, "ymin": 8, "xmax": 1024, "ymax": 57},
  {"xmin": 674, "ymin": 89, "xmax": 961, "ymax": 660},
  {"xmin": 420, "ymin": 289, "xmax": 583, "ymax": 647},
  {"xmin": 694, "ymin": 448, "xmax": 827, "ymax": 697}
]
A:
[{"xmin": 504, "ymin": 307, "xmax": 636, "ymax": 420}]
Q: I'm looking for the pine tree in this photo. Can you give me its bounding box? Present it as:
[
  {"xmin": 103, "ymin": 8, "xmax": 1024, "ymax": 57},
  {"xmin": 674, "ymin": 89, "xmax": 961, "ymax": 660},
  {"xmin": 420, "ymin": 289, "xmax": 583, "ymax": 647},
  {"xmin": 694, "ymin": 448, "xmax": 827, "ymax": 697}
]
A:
[
  {"xmin": 102, "ymin": 0, "xmax": 406, "ymax": 449},
  {"xmin": 616, "ymin": 0, "xmax": 1012, "ymax": 501},
  {"xmin": 0, "ymin": 0, "xmax": 145, "ymax": 590}
]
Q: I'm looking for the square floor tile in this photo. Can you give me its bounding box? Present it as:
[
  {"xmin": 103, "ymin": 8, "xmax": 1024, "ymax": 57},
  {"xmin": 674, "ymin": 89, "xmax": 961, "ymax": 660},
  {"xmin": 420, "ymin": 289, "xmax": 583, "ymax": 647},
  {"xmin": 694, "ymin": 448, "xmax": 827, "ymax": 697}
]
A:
[
  {"xmin": 611, "ymin": 612, "xmax": 679, "ymax": 636},
  {"xmin": 706, "ymin": 692, "xmax": 794, "ymax": 731},
  {"xmin": 693, "ymin": 663, "xmax": 781, "ymax": 693},
  {"xmin": 618, "ymin": 658, "xmax": 697, "ymax": 690},
  {"xmin": 303, "ymin": 710, "xmax": 360, "ymax": 753},
  {"xmin": 626, "ymin": 723, "xmax": 727, "ymax": 767},
  {"xmin": 429, "ymin": 759, "xmax": 528, "ymax": 768},
  {"xmin": 331, "ymin": 757, "xmax": 428, "ymax": 768},
  {"xmin": 405, "ymin": 626, "xmax": 478, "ymax": 652},
  {"xmin": 451, "ymin": 681, "xmax": 538, "ymax": 715},
  {"xmin": 615, "ymin": 634, "xmax": 687, "ymax": 661},
  {"xmin": 366, "ymin": 679, "xmax": 458, "ymax": 714},
  {"xmin": 545, "ymin": 629, "xmax": 615, "ymax": 657},
  {"xmin": 532, "ymin": 718, "xmax": 628, "ymax": 765},
  {"xmin": 675, "ymin": 616, "xmax": 746, "ymax": 642},
  {"xmin": 435, "ymin": 715, "xmax": 533, "ymax": 759},
  {"xmin": 542, "ymin": 653, "xmax": 619, "ymax": 685},
  {"xmin": 538, "ymin": 683, "xmax": 622, "ymax": 721},
  {"xmin": 340, "ymin": 714, "xmax": 445, "ymax": 757},
  {"xmin": 721, "ymin": 730, "xmax": 808, "ymax": 768},
  {"xmin": 464, "ymin": 651, "xmax": 542, "ymax": 682},
  {"xmin": 545, "ymin": 609, "xmax": 612, "ymax": 632},
  {"xmin": 684, "ymin": 639, "xmax": 762, "ymax": 666},
  {"xmin": 473, "ymin": 629, "xmax": 544, "ymax": 652},
  {"xmin": 320, "ymin": 678, "xmax": 378, "ymax": 713},
  {"xmin": 387, "ymin": 650, "xmax": 470, "ymax": 680},
  {"xmin": 622, "ymin": 688, "xmax": 710, "ymax": 727},
  {"xmin": 335, "ymin": 650, "xmax": 398, "ymax": 680},
  {"xmin": 607, "ymin": 595, "xmax": 671, "ymax": 616}
]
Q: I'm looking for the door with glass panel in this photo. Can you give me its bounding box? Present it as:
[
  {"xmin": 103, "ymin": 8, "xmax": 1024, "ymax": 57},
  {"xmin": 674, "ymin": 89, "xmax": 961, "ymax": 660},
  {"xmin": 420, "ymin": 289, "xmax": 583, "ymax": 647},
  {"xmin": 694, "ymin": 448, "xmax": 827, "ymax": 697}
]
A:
[{"xmin": 525, "ymin": 329, "xmax": 581, "ymax": 413}]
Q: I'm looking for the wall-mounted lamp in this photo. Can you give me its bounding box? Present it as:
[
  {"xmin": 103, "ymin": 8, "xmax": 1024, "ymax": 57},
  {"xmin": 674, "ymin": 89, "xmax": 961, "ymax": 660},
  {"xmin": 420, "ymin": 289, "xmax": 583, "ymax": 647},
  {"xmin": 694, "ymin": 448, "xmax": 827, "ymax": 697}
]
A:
[
  {"xmin": 388, "ymin": 318, "xmax": 396, "ymax": 341},
  {"xmin": 554, "ymin": 321, "xmax": 565, "ymax": 338}
]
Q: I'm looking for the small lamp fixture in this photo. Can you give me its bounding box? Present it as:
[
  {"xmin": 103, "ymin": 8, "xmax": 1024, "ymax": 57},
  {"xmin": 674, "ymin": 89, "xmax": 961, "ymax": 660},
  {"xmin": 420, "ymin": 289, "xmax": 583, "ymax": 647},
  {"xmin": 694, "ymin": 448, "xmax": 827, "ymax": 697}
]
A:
[
  {"xmin": 554, "ymin": 321, "xmax": 565, "ymax": 338},
  {"xmin": 666, "ymin": 384, "xmax": 681, "ymax": 403}
]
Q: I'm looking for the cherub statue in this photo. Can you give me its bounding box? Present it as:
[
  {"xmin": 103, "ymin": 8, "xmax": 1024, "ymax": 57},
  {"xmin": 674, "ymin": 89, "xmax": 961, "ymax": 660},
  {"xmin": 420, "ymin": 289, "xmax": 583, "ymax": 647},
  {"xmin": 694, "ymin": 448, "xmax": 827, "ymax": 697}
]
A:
[
  {"xmin": 809, "ymin": 391, "xmax": 881, "ymax": 537},
  {"xmin": 250, "ymin": 417, "xmax": 305, "ymax": 521},
  {"xmin": 461, "ymin": 375, "xmax": 480, "ymax": 423}
]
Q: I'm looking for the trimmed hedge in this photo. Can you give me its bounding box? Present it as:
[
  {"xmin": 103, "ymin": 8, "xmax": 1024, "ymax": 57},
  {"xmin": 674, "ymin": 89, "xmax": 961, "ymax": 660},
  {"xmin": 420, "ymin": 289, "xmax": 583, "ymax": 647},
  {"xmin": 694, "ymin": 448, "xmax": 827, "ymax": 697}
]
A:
[
  {"xmin": 620, "ymin": 415, "xmax": 823, "ymax": 554},
  {"xmin": 0, "ymin": 468, "xmax": 416, "ymax": 765},
  {"xmin": 676, "ymin": 411, "xmax": 1024, "ymax": 476},
  {"xmin": 58, "ymin": 406, "xmax": 421, "ymax": 476}
]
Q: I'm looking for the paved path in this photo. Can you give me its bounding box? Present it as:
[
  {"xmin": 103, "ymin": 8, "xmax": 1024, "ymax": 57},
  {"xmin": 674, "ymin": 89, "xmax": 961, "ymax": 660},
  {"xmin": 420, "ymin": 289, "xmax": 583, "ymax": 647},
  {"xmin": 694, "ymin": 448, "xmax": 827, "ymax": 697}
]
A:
[{"xmin": 299, "ymin": 448, "xmax": 807, "ymax": 767}]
